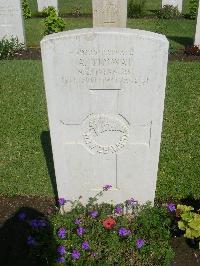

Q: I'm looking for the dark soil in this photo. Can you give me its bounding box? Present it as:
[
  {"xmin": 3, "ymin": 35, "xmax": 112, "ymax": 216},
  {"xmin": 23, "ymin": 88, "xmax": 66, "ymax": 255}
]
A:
[
  {"xmin": 9, "ymin": 48, "xmax": 200, "ymax": 61},
  {"xmin": 0, "ymin": 195, "xmax": 199, "ymax": 266}
]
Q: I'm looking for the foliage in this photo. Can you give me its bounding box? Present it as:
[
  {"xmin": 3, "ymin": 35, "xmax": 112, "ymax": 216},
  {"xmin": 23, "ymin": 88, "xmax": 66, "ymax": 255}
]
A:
[
  {"xmin": 128, "ymin": 0, "xmax": 147, "ymax": 18},
  {"xmin": 156, "ymin": 5, "xmax": 181, "ymax": 19},
  {"xmin": 41, "ymin": 6, "xmax": 57, "ymax": 17},
  {"xmin": 24, "ymin": 189, "xmax": 175, "ymax": 265},
  {"xmin": 0, "ymin": 37, "xmax": 24, "ymax": 59},
  {"xmin": 188, "ymin": 0, "xmax": 198, "ymax": 19},
  {"xmin": 43, "ymin": 7, "xmax": 65, "ymax": 35},
  {"xmin": 22, "ymin": 0, "xmax": 31, "ymax": 19},
  {"xmin": 177, "ymin": 204, "xmax": 200, "ymax": 248}
]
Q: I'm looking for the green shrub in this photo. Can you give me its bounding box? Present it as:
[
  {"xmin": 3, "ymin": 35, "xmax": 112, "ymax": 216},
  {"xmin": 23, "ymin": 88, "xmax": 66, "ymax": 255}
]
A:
[
  {"xmin": 24, "ymin": 187, "xmax": 175, "ymax": 265},
  {"xmin": 177, "ymin": 204, "xmax": 200, "ymax": 249},
  {"xmin": 41, "ymin": 6, "xmax": 57, "ymax": 17},
  {"xmin": 156, "ymin": 5, "xmax": 181, "ymax": 19},
  {"xmin": 0, "ymin": 37, "xmax": 24, "ymax": 59},
  {"xmin": 22, "ymin": 0, "xmax": 31, "ymax": 19},
  {"xmin": 188, "ymin": 0, "xmax": 198, "ymax": 19},
  {"xmin": 43, "ymin": 7, "xmax": 65, "ymax": 35},
  {"xmin": 128, "ymin": 0, "xmax": 146, "ymax": 18}
]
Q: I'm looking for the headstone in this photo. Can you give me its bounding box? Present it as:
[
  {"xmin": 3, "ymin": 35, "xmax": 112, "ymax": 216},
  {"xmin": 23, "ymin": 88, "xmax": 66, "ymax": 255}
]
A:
[
  {"xmin": 41, "ymin": 28, "xmax": 169, "ymax": 206},
  {"xmin": 92, "ymin": 0, "xmax": 127, "ymax": 28},
  {"xmin": 194, "ymin": 1, "xmax": 200, "ymax": 47},
  {"xmin": 37, "ymin": 0, "xmax": 58, "ymax": 12},
  {"xmin": 0, "ymin": 0, "xmax": 25, "ymax": 43},
  {"xmin": 162, "ymin": 0, "xmax": 182, "ymax": 12}
]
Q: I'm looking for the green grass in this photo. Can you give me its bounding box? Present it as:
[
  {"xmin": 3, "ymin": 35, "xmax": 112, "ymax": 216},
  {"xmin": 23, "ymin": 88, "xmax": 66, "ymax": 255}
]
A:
[
  {"xmin": 0, "ymin": 60, "xmax": 200, "ymax": 201},
  {"xmin": 28, "ymin": 0, "xmax": 191, "ymax": 16},
  {"xmin": 25, "ymin": 17, "xmax": 196, "ymax": 49}
]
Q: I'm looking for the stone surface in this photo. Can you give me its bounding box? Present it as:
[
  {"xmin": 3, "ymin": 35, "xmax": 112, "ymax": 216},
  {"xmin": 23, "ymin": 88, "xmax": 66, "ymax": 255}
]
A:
[
  {"xmin": 41, "ymin": 28, "xmax": 169, "ymax": 206},
  {"xmin": 92, "ymin": 0, "xmax": 127, "ymax": 28},
  {"xmin": 194, "ymin": 1, "xmax": 200, "ymax": 47},
  {"xmin": 0, "ymin": 0, "xmax": 25, "ymax": 43},
  {"xmin": 162, "ymin": 0, "xmax": 182, "ymax": 12},
  {"xmin": 37, "ymin": 0, "xmax": 58, "ymax": 12}
]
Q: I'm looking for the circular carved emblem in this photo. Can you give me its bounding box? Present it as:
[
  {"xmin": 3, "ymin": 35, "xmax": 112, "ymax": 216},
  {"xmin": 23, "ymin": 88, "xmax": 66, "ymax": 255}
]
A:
[{"xmin": 82, "ymin": 114, "xmax": 129, "ymax": 155}]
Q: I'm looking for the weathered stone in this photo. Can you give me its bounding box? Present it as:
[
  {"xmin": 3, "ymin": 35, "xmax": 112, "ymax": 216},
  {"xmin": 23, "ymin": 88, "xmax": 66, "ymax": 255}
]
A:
[
  {"xmin": 41, "ymin": 28, "xmax": 169, "ymax": 207},
  {"xmin": 92, "ymin": 0, "xmax": 127, "ymax": 27},
  {"xmin": 0, "ymin": 0, "xmax": 25, "ymax": 43},
  {"xmin": 162, "ymin": 0, "xmax": 182, "ymax": 12}
]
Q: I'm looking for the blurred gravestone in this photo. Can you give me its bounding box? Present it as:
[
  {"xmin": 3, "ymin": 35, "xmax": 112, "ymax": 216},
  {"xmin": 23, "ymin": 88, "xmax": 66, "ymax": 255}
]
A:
[
  {"xmin": 41, "ymin": 28, "xmax": 168, "ymax": 207},
  {"xmin": 37, "ymin": 0, "xmax": 58, "ymax": 12},
  {"xmin": 92, "ymin": 0, "xmax": 127, "ymax": 27},
  {"xmin": 0, "ymin": 0, "xmax": 25, "ymax": 43},
  {"xmin": 162, "ymin": 0, "xmax": 182, "ymax": 12},
  {"xmin": 194, "ymin": 1, "xmax": 200, "ymax": 47}
]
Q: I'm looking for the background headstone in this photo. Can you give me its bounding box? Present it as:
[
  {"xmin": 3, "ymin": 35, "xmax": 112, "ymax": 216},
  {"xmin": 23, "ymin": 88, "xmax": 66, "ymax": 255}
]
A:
[
  {"xmin": 41, "ymin": 28, "xmax": 169, "ymax": 206},
  {"xmin": 92, "ymin": 0, "xmax": 127, "ymax": 27},
  {"xmin": 0, "ymin": 0, "xmax": 25, "ymax": 43},
  {"xmin": 194, "ymin": 1, "xmax": 200, "ymax": 47},
  {"xmin": 37, "ymin": 0, "xmax": 58, "ymax": 12},
  {"xmin": 162, "ymin": 0, "xmax": 183, "ymax": 12}
]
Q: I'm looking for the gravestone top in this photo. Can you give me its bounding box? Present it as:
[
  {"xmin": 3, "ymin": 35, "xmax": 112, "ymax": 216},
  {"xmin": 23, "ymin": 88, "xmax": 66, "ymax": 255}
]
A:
[
  {"xmin": 41, "ymin": 28, "xmax": 169, "ymax": 207},
  {"xmin": 37, "ymin": 0, "xmax": 58, "ymax": 12},
  {"xmin": 0, "ymin": 0, "xmax": 25, "ymax": 43},
  {"xmin": 92, "ymin": 0, "xmax": 127, "ymax": 27},
  {"xmin": 162, "ymin": 0, "xmax": 183, "ymax": 12}
]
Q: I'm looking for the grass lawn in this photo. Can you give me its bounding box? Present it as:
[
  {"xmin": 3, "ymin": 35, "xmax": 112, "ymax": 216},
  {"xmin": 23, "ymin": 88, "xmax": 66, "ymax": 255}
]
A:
[
  {"xmin": 28, "ymin": 0, "xmax": 191, "ymax": 16},
  {"xmin": 25, "ymin": 17, "xmax": 196, "ymax": 50},
  {"xmin": 0, "ymin": 60, "xmax": 200, "ymax": 201}
]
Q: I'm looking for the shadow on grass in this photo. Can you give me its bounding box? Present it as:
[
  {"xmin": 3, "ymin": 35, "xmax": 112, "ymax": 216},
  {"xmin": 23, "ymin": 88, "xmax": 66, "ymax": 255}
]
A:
[
  {"xmin": 40, "ymin": 131, "xmax": 58, "ymax": 202},
  {"xmin": 167, "ymin": 36, "xmax": 193, "ymax": 47},
  {"xmin": 0, "ymin": 207, "xmax": 56, "ymax": 266}
]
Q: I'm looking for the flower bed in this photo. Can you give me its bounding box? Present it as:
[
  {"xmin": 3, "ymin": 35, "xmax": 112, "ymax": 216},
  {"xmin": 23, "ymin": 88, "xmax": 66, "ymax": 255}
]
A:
[{"xmin": 18, "ymin": 185, "xmax": 179, "ymax": 265}]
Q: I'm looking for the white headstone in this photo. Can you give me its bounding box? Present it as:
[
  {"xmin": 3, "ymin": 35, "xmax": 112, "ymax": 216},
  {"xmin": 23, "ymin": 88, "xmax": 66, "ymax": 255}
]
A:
[
  {"xmin": 0, "ymin": 0, "xmax": 25, "ymax": 43},
  {"xmin": 37, "ymin": 0, "xmax": 58, "ymax": 12},
  {"xmin": 194, "ymin": 1, "xmax": 200, "ymax": 47},
  {"xmin": 41, "ymin": 28, "xmax": 169, "ymax": 206},
  {"xmin": 92, "ymin": 0, "xmax": 127, "ymax": 28},
  {"xmin": 162, "ymin": 0, "xmax": 182, "ymax": 12}
]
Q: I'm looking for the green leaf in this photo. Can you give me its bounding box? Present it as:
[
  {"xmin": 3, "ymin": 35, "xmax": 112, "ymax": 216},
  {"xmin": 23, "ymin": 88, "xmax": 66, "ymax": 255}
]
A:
[{"xmin": 178, "ymin": 221, "xmax": 186, "ymax": 231}]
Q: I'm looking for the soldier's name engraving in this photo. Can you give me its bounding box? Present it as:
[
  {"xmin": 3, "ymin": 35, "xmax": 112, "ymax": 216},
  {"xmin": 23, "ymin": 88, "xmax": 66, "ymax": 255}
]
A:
[{"xmin": 62, "ymin": 48, "xmax": 135, "ymax": 86}]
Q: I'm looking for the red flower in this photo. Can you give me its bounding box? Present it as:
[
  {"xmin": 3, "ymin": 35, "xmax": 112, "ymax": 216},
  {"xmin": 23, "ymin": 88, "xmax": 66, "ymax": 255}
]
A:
[{"xmin": 102, "ymin": 217, "xmax": 116, "ymax": 229}]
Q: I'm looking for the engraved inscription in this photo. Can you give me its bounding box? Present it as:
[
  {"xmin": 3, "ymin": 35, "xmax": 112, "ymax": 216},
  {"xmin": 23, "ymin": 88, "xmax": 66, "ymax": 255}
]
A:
[
  {"xmin": 82, "ymin": 114, "xmax": 129, "ymax": 155},
  {"xmin": 103, "ymin": 0, "xmax": 118, "ymax": 24},
  {"xmin": 61, "ymin": 48, "xmax": 135, "ymax": 86}
]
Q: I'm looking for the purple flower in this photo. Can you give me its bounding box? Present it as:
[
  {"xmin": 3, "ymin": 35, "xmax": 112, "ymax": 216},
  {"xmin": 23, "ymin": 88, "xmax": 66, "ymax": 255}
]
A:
[
  {"xmin": 75, "ymin": 218, "xmax": 81, "ymax": 225},
  {"xmin": 71, "ymin": 250, "xmax": 80, "ymax": 260},
  {"xmin": 27, "ymin": 236, "xmax": 36, "ymax": 246},
  {"xmin": 118, "ymin": 228, "xmax": 131, "ymax": 237},
  {"xmin": 136, "ymin": 239, "xmax": 145, "ymax": 249},
  {"xmin": 91, "ymin": 252, "xmax": 96, "ymax": 257},
  {"xmin": 114, "ymin": 205, "xmax": 123, "ymax": 214},
  {"xmin": 29, "ymin": 219, "xmax": 47, "ymax": 229},
  {"xmin": 58, "ymin": 228, "xmax": 66, "ymax": 239},
  {"xmin": 126, "ymin": 197, "xmax": 138, "ymax": 206},
  {"xmin": 56, "ymin": 257, "xmax": 65, "ymax": 263},
  {"xmin": 90, "ymin": 210, "xmax": 98, "ymax": 218},
  {"xmin": 18, "ymin": 212, "xmax": 26, "ymax": 221},
  {"xmin": 58, "ymin": 198, "xmax": 66, "ymax": 206},
  {"xmin": 77, "ymin": 227, "xmax": 85, "ymax": 236},
  {"xmin": 57, "ymin": 245, "xmax": 66, "ymax": 255},
  {"xmin": 82, "ymin": 241, "xmax": 90, "ymax": 250},
  {"xmin": 167, "ymin": 203, "xmax": 176, "ymax": 212},
  {"xmin": 103, "ymin": 184, "xmax": 112, "ymax": 191}
]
